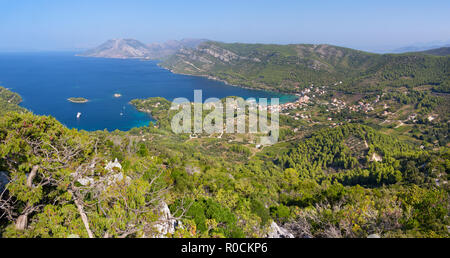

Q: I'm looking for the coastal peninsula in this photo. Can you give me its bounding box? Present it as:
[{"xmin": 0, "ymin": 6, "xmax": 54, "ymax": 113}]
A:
[{"xmin": 68, "ymin": 97, "xmax": 88, "ymax": 103}]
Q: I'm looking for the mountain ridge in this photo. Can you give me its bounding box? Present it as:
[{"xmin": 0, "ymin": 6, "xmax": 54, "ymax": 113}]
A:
[{"xmin": 420, "ymin": 47, "xmax": 450, "ymax": 56}]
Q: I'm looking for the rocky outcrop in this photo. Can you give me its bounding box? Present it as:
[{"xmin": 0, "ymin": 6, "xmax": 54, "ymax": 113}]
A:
[
  {"xmin": 105, "ymin": 158, "xmax": 122, "ymax": 172},
  {"xmin": 106, "ymin": 172, "xmax": 131, "ymax": 185},
  {"xmin": 174, "ymin": 43, "xmax": 261, "ymax": 67},
  {"xmin": 370, "ymin": 153, "xmax": 383, "ymax": 162},
  {"xmin": 198, "ymin": 44, "xmax": 240, "ymax": 63},
  {"xmin": 76, "ymin": 158, "xmax": 130, "ymax": 187},
  {"xmin": 267, "ymin": 221, "xmax": 294, "ymax": 238},
  {"xmin": 367, "ymin": 233, "xmax": 381, "ymax": 238},
  {"xmin": 149, "ymin": 201, "xmax": 182, "ymax": 238},
  {"xmin": 77, "ymin": 177, "xmax": 95, "ymax": 186}
]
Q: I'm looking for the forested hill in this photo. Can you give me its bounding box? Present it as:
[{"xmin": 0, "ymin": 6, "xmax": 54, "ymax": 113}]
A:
[{"xmin": 161, "ymin": 42, "xmax": 450, "ymax": 93}]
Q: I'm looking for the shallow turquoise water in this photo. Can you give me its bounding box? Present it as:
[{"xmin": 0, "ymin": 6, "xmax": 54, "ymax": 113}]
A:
[{"xmin": 0, "ymin": 52, "xmax": 297, "ymax": 131}]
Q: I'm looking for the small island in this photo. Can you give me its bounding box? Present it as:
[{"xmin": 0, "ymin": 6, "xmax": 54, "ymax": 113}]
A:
[{"xmin": 68, "ymin": 97, "xmax": 88, "ymax": 103}]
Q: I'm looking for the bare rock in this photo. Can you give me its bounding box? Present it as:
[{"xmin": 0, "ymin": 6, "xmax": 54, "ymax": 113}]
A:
[
  {"xmin": 370, "ymin": 153, "xmax": 383, "ymax": 162},
  {"xmin": 77, "ymin": 177, "xmax": 94, "ymax": 186},
  {"xmin": 76, "ymin": 159, "xmax": 129, "ymax": 186},
  {"xmin": 105, "ymin": 158, "xmax": 122, "ymax": 172},
  {"xmin": 106, "ymin": 172, "xmax": 131, "ymax": 185}
]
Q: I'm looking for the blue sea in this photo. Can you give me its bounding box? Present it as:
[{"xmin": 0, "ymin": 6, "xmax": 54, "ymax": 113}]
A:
[{"xmin": 0, "ymin": 52, "xmax": 297, "ymax": 131}]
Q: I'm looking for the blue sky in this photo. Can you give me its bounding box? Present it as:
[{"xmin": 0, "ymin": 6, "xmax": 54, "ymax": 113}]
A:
[{"xmin": 0, "ymin": 0, "xmax": 449, "ymax": 52}]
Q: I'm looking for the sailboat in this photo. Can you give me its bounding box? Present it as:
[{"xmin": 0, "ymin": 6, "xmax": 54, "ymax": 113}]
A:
[{"xmin": 77, "ymin": 112, "xmax": 81, "ymax": 119}]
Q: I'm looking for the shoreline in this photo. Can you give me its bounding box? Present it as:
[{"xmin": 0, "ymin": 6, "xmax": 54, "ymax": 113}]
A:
[
  {"xmin": 76, "ymin": 55, "xmax": 300, "ymax": 105},
  {"xmin": 157, "ymin": 63, "xmax": 300, "ymax": 105},
  {"xmin": 76, "ymin": 55, "xmax": 300, "ymax": 106}
]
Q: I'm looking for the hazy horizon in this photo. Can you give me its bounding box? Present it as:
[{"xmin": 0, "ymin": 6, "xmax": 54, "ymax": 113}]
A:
[{"xmin": 1, "ymin": 0, "xmax": 449, "ymax": 53}]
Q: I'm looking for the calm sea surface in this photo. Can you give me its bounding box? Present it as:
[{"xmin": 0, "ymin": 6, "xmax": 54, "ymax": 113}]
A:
[{"xmin": 0, "ymin": 52, "xmax": 297, "ymax": 131}]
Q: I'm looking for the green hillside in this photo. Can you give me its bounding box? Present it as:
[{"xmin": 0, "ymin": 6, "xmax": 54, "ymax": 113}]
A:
[
  {"xmin": 421, "ymin": 47, "xmax": 450, "ymax": 57},
  {"xmin": 0, "ymin": 66, "xmax": 448, "ymax": 238},
  {"xmin": 0, "ymin": 87, "xmax": 27, "ymax": 115},
  {"xmin": 1, "ymin": 103, "xmax": 448, "ymax": 238}
]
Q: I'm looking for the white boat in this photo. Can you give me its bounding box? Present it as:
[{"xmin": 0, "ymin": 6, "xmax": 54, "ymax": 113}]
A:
[{"xmin": 77, "ymin": 112, "xmax": 81, "ymax": 119}]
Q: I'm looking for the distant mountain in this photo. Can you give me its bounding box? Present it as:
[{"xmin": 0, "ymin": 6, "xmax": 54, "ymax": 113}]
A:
[
  {"xmin": 420, "ymin": 47, "xmax": 450, "ymax": 56},
  {"xmin": 162, "ymin": 41, "xmax": 450, "ymax": 93},
  {"xmin": 78, "ymin": 39, "xmax": 151, "ymax": 59},
  {"xmin": 78, "ymin": 38, "xmax": 206, "ymax": 59}
]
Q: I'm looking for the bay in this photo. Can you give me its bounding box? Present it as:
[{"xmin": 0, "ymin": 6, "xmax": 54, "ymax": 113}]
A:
[{"xmin": 0, "ymin": 52, "xmax": 297, "ymax": 131}]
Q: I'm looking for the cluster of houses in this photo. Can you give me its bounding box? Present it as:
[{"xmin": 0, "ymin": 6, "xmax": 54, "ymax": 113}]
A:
[
  {"xmin": 278, "ymin": 89, "xmax": 387, "ymax": 124},
  {"xmin": 268, "ymin": 85, "xmax": 327, "ymax": 112},
  {"xmin": 267, "ymin": 95, "xmax": 310, "ymax": 112},
  {"xmin": 347, "ymin": 95, "xmax": 383, "ymax": 113},
  {"xmin": 329, "ymin": 98, "xmax": 347, "ymax": 111},
  {"xmin": 348, "ymin": 101, "xmax": 374, "ymax": 113}
]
